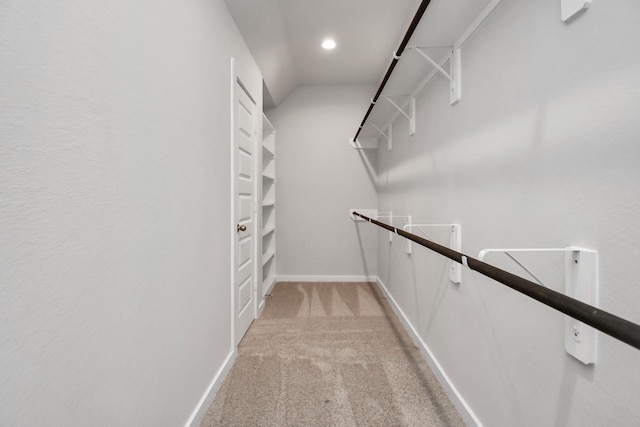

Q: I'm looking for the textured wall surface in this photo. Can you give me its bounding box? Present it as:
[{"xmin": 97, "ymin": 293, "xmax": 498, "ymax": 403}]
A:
[
  {"xmin": 266, "ymin": 85, "xmax": 378, "ymax": 279},
  {"xmin": 376, "ymin": 0, "xmax": 640, "ymax": 425},
  {"xmin": 0, "ymin": 1, "xmax": 261, "ymax": 425}
]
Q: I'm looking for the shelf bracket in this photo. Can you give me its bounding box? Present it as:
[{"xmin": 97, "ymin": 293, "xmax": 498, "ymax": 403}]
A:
[
  {"xmin": 403, "ymin": 224, "xmax": 462, "ymax": 284},
  {"xmin": 411, "ymin": 46, "xmax": 453, "ymax": 81},
  {"xmin": 479, "ymin": 247, "xmax": 599, "ymax": 365},
  {"xmin": 408, "ymin": 46, "xmax": 461, "ymax": 105},
  {"xmin": 370, "ymin": 123, "xmax": 392, "ymax": 151},
  {"xmin": 377, "ymin": 213, "xmax": 411, "ymax": 242},
  {"xmin": 383, "ymin": 96, "xmax": 415, "ymax": 135}
]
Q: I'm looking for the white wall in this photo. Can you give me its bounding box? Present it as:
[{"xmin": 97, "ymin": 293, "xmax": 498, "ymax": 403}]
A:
[
  {"xmin": 0, "ymin": 1, "xmax": 261, "ymax": 426},
  {"xmin": 266, "ymin": 85, "xmax": 378, "ymax": 280},
  {"xmin": 376, "ymin": 0, "xmax": 640, "ymax": 425}
]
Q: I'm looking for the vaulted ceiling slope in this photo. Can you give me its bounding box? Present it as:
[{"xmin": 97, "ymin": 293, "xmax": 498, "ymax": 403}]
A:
[{"xmin": 225, "ymin": 0, "xmax": 421, "ymax": 107}]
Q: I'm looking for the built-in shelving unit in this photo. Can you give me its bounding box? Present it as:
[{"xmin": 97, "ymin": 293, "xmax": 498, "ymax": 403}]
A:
[{"xmin": 261, "ymin": 114, "xmax": 276, "ymax": 296}]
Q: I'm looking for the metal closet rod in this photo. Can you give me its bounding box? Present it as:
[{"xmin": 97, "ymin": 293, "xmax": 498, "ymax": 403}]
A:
[
  {"xmin": 353, "ymin": 0, "xmax": 433, "ymax": 142},
  {"xmin": 352, "ymin": 211, "xmax": 640, "ymax": 351}
]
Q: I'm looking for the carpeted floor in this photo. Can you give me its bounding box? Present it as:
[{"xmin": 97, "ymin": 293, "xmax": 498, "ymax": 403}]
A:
[{"xmin": 200, "ymin": 282, "xmax": 465, "ymax": 427}]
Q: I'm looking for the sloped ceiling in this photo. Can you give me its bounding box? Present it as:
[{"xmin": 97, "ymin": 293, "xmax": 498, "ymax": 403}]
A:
[{"xmin": 225, "ymin": 0, "xmax": 421, "ymax": 107}]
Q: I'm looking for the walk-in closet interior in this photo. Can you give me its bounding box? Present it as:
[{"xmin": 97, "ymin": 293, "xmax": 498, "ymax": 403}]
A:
[{"xmin": 2, "ymin": 0, "xmax": 640, "ymax": 426}]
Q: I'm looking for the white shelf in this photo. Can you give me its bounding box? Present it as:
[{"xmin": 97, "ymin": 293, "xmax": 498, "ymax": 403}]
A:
[
  {"xmin": 262, "ymin": 172, "xmax": 275, "ymax": 181},
  {"xmin": 261, "ymin": 112, "xmax": 276, "ymax": 297},
  {"xmin": 263, "ymin": 225, "xmax": 275, "ymax": 237},
  {"xmin": 262, "ymin": 248, "xmax": 276, "ymax": 266},
  {"xmin": 263, "ymin": 143, "xmax": 275, "ymax": 157},
  {"xmin": 262, "ymin": 209, "xmax": 275, "ymax": 230}
]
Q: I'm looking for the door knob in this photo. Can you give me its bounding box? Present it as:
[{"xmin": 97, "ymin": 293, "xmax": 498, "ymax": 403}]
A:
[{"xmin": 237, "ymin": 224, "xmax": 247, "ymax": 232}]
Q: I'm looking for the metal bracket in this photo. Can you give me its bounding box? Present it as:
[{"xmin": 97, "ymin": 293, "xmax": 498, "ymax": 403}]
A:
[
  {"xmin": 479, "ymin": 247, "xmax": 598, "ymax": 364},
  {"xmin": 403, "ymin": 224, "xmax": 462, "ymax": 284},
  {"xmin": 370, "ymin": 123, "xmax": 392, "ymax": 151},
  {"xmin": 408, "ymin": 46, "xmax": 461, "ymax": 105},
  {"xmin": 378, "ymin": 213, "xmax": 411, "ymax": 242},
  {"xmin": 383, "ymin": 96, "xmax": 415, "ymax": 135}
]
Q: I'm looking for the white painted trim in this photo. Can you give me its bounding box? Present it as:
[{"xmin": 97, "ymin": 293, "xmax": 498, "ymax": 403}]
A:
[
  {"xmin": 277, "ymin": 275, "xmax": 377, "ymax": 283},
  {"xmin": 229, "ymin": 58, "xmax": 236, "ymax": 352},
  {"xmin": 184, "ymin": 350, "xmax": 237, "ymax": 427},
  {"xmin": 375, "ymin": 277, "xmax": 483, "ymax": 427}
]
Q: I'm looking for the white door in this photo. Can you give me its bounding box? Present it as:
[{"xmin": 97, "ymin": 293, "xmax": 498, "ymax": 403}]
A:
[{"xmin": 232, "ymin": 72, "xmax": 257, "ymax": 347}]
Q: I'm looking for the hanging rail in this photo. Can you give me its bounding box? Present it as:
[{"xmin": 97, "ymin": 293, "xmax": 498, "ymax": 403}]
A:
[
  {"xmin": 352, "ymin": 211, "xmax": 640, "ymax": 351},
  {"xmin": 352, "ymin": 0, "xmax": 433, "ymax": 142}
]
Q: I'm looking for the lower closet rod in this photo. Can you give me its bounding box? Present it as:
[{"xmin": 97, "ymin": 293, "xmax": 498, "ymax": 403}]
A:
[{"xmin": 353, "ymin": 211, "xmax": 640, "ymax": 352}]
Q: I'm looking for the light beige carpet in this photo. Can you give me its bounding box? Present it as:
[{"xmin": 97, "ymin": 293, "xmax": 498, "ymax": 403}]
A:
[{"xmin": 200, "ymin": 282, "xmax": 465, "ymax": 427}]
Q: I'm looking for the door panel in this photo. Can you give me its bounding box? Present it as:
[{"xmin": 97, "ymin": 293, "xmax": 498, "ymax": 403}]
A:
[{"xmin": 233, "ymin": 75, "xmax": 256, "ymax": 346}]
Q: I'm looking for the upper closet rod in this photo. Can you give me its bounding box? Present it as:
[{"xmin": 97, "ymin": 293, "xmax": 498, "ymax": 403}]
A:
[{"xmin": 352, "ymin": 0, "xmax": 433, "ymax": 142}]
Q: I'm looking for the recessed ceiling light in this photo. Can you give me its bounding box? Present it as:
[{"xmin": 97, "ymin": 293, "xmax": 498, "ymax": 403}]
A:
[{"xmin": 321, "ymin": 39, "xmax": 336, "ymax": 50}]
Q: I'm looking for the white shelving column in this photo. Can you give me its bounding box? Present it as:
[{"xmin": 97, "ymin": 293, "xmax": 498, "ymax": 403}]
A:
[{"xmin": 261, "ymin": 114, "xmax": 277, "ymax": 296}]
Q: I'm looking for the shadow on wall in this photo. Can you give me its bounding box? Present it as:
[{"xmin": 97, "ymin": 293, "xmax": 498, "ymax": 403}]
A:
[
  {"xmin": 355, "ymin": 144, "xmax": 378, "ymax": 189},
  {"xmin": 380, "ymin": 63, "xmax": 640, "ymax": 197},
  {"xmin": 552, "ymin": 357, "xmax": 595, "ymax": 427},
  {"xmin": 354, "ymin": 222, "xmax": 372, "ymax": 279}
]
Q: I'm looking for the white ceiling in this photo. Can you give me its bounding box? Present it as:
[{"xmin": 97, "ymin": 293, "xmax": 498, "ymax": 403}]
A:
[
  {"xmin": 225, "ymin": 0, "xmax": 496, "ymax": 108},
  {"xmin": 225, "ymin": 0, "xmax": 422, "ymax": 107}
]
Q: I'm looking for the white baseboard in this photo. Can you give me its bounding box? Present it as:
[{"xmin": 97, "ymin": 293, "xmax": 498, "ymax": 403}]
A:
[
  {"xmin": 276, "ymin": 275, "xmax": 377, "ymax": 283},
  {"xmin": 184, "ymin": 350, "xmax": 237, "ymax": 427},
  {"xmin": 375, "ymin": 277, "xmax": 482, "ymax": 427}
]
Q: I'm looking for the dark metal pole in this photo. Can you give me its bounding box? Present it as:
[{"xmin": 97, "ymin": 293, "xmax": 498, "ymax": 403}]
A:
[
  {"xmin": 353, "ymin": 211, "xmax": 640, "ymax": 351},
  {"xmin": 353, "ymin": 0, "xmax": 433, "ymax": 142}
]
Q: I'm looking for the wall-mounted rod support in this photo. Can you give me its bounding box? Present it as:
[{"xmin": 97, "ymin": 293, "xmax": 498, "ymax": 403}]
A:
[
  {"xmin": 409, "ymin": 47, "xmax": 454, "ymax": 81},
  {"xmin": 384, "ymin": 96, "xmax": 412, "ymax": 120},
  {"xmin": 352, "ymin": 0, "xmax": 433, "ymax": 142},
  {"xmin": 479, "ymin": 246, "xmax": 600, "ymax": 363},
  {"xmin": 352, "ymin": 211, "xmax": 640, "ymax": 352},
  {"xmin": 377, "ymin": 213, "xmax": 411, "ymax": 242},
  {"xmin": 383, "ymin": 97, "xmax": 416, "ymax": 135},
  {"xmin": 478, "ymin": 247, "xmax": 572, "ymax": 288},
  {"xmin": 404, "ymin": 223, "xmax": 461, "ymax": 284},
  {"xmin": 370, "ymin": 123, "xmax": 389, "ymax": 141},
  {"xmin": 504, "ymin": 252, "xmax": 547, "ymax": 287},
  {"xmin": 370, "ymin": 123, "xmax": 392, "ymax": 150}
]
